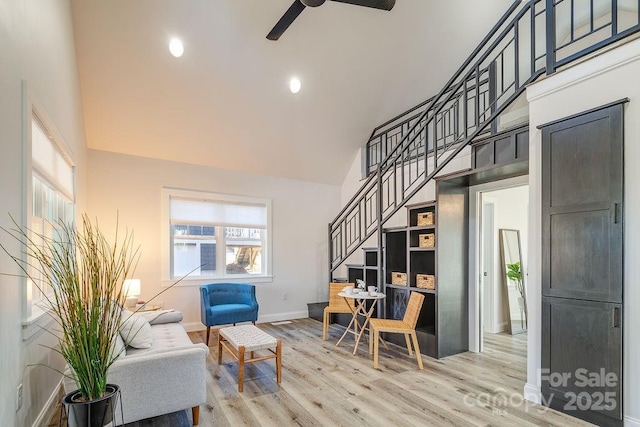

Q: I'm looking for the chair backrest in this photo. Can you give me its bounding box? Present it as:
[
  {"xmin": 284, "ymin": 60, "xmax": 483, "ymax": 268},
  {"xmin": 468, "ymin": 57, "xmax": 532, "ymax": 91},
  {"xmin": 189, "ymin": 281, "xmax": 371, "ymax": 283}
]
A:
[
  {"xmin": 403, "ymin": 291, "xmax": 425, "ymax": 329},
  {"xmin": 201, "ymin": 283, "xmax": 256, "ymax": 306},
  {"xmin": 328, "ymin": 282, "xmax": 355, "ymax": 310}
]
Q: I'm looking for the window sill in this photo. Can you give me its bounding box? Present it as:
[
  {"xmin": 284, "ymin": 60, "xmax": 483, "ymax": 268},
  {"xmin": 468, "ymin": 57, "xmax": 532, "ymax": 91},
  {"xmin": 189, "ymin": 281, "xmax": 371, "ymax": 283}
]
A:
[
  {"xmin": 162, "ymin": 275, "xmax": 274, "ymax": 287},
  {"xmin": 22, "ymin": 303, "xmax": 55, "ymax": 341}
]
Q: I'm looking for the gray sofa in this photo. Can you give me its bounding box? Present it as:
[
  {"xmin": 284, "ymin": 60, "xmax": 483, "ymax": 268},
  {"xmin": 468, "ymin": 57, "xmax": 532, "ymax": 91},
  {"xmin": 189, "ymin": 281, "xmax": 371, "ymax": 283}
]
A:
[{"xmin": 64, "ymin": 310, "xmax": 209, "ymax": 425}]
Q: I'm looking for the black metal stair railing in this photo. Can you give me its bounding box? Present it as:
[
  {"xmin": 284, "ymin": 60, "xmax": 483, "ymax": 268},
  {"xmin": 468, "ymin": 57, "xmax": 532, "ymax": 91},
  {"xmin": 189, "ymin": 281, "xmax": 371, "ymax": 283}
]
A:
[
  {"xmin": 330, "ymin": 0, "xmax": 640, "ymax": 276},
  {"xmin": 330, "ymin": 0, "xmax": 546, "ymax": 273}
]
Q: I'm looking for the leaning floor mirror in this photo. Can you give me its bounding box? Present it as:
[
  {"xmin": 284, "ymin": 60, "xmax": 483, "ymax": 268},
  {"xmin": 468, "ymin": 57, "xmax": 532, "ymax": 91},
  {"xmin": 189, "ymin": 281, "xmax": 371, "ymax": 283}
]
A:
[{"xmin": 499, "ymin": 229, "xmax": 527, "ymax": 334}]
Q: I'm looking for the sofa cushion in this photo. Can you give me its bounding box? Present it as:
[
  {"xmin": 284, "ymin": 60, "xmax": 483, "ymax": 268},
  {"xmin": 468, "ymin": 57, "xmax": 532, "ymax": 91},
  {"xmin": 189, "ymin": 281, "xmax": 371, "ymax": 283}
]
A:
[
  {"xmin": 110, "ymin": 333, "xmax": 127, "ymax": 361},
  {"xmin": 120, "ymin": 309, "xmax": 153, "ymax": 349},
  {"xmin": 125, "ymin": 322, "xmax": 195, "ymax": 357},
  {"xmin": 139, "ymin": 309, "xmax": 183, "ymax": 325}
]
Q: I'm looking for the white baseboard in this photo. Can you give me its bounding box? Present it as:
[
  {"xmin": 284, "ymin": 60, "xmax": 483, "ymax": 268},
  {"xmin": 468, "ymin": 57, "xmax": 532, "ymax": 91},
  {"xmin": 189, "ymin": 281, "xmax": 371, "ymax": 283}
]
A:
[
  {"xmin": 182, "ymin": 310, "xmax": 309, "ymax": 333},
  {"xmin": 523, "ymin": 383, "xmax": 541, "ymax": 404},
  {"xmin": 625, "ymin": 416, "xmax": 640, "ymax": 427},
  {"xmin": 33, "ymin": 380, "xmax": 62, "ymax": 427},
  {"xmin": 258, "ymin": 310, "xmax": 308, "ymax": 324}
]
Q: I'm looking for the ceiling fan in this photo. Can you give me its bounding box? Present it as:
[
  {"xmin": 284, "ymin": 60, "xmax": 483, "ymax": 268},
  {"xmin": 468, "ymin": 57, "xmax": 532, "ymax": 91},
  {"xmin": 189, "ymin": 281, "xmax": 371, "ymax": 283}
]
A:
[{"xmin": 267, "ymin": 0, "xmax": 396, "ymax": 41}]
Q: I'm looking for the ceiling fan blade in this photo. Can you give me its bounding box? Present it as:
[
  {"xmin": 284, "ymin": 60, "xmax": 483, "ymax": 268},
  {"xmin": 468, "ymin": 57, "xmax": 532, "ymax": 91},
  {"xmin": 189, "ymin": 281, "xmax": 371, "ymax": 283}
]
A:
[
  {"xmin": 330, "ymin": 0, "xmax": 395, "ymax": 11},
  {"xmin": 267, "ymin": 0, "xmax": 306, "ymax": 41}
]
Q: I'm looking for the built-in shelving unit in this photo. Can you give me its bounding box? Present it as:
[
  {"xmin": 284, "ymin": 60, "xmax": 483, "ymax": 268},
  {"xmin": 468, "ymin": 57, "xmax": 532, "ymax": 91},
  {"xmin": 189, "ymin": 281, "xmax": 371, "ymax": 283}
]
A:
[{"xmin": 381, "ymin": 196, "xmax": 468, "ymax": 359}]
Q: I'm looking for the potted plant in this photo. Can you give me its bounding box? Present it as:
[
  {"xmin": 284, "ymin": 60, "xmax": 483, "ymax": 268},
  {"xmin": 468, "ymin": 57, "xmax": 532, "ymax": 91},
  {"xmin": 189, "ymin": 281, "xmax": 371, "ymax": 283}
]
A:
[
  {"xmin": 1, "ymin": 214, "xmax": 138, "ymax": 426},
  {"xmin": 506, "ymin": 261, "xmax": 527, "ymax": 328}
]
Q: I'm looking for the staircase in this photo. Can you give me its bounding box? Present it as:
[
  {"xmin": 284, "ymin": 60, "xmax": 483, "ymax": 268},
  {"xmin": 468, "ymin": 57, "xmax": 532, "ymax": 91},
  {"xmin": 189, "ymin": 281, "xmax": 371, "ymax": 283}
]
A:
[{"xmin": 329, "ymin": 0, "xmax": 640, "ymax": 279}]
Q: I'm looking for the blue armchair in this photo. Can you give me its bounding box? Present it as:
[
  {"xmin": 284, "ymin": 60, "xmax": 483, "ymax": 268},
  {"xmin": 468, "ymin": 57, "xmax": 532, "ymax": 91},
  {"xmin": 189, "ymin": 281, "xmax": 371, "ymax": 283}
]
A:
[{"xmin": 200, "ymin": 283, "xmax": 259, "ymax": 345}]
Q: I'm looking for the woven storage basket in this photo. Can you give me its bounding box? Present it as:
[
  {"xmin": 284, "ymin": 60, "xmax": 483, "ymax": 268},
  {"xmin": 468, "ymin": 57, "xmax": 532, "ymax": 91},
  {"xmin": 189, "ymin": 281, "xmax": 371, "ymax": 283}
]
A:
[
  {"xmin": 417, "ymin": 212, "xmax": 434, "ymax": 226},
  {"xmin": 416, "ymin": 274, "xmax": 436, "ymax": 290},
  {"xmin": 391, "ymin": 272, "xmax": 407, "ymax": 286},
  {"xmin": 419, "ymin": 233, "xmax": 435, "ymax": 248}
]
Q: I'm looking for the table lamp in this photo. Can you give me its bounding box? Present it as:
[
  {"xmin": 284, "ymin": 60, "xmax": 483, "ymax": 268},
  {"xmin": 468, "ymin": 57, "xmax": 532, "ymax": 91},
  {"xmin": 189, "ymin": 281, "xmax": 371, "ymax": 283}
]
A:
[{"xmin": 123, "ymin": 279, "xmax": 141, "ymax": 308}]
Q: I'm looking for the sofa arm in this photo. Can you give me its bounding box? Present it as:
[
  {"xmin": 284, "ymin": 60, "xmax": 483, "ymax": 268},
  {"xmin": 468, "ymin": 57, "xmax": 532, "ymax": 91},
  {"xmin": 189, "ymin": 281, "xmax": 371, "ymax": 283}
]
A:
[{"xmin": 107, "ymin": 344, "xmax": 209, "ymax": 424}]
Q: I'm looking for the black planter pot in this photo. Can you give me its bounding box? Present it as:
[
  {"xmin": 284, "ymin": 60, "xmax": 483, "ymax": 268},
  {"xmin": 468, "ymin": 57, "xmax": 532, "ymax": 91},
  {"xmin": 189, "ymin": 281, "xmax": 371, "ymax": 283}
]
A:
[{"xmin": 62, "ymin": 384, "xmax": 120, "ymax": 427}]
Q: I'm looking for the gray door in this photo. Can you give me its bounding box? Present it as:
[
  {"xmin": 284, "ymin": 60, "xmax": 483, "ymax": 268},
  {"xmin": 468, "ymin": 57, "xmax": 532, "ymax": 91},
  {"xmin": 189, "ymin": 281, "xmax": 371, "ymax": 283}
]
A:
[
  {"xmin": 541, "ymin": 101, "xmax": 624, "ymax": 426},
  {"xmin": 542, "ymin": 103, "xmax": 623, "ymax": 303}
]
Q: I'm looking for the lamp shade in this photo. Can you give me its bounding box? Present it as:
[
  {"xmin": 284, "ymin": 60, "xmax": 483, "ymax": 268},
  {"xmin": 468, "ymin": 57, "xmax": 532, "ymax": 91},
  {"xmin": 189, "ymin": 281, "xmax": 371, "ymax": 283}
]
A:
[{"xmin": 123, "ymin": 279, "xmax": 141, "ymax": 297}]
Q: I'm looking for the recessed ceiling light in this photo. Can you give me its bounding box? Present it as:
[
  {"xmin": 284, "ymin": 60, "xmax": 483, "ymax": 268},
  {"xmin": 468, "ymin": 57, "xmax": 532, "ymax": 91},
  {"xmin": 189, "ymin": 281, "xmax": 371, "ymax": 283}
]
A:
[
  {"xmin": 169, "ymin": 38, "xmax": 184, "ymax": 58},
  {"xmin": 289, "ymin": 77, "xmax": 301, "ymax": 94}
]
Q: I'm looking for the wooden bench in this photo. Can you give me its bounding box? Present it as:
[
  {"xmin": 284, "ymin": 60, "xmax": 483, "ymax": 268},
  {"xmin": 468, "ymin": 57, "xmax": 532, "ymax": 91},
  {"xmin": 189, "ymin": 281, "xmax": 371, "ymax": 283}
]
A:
[{"xmin": 218, "ymin": 324, "xmax": 282, "ymax": 392}]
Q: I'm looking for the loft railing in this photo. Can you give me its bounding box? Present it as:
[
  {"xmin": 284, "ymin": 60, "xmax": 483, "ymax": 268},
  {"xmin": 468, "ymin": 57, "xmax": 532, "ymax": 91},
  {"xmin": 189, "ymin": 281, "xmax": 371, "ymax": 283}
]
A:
[
  {"xmin": 330, "ymin": 0, "xmax": 640, "ymax": 275},
  {"xmin": 365, "ymin": 0, "xmax": 640, "ymax": 176}
]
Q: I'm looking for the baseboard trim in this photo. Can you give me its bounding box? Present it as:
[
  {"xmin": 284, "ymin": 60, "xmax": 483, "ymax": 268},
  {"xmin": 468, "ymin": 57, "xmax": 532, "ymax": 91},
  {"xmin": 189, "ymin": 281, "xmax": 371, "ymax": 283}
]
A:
[
  {"xmin": 182, "ymin": 310, "xmax": 309, "ymax": 333},
  {"xmin": 258, "ymin": 310, "xmax": 308, "ymax": 323},
  {"xmin": 33, "ymin": 380, "xmax": 62, "ymax": 427},
  {"xmin": 625, "ymin": 416, "xmax": 640, "ymax": 427},
  {"xmin": 523, "ymin": 383, "xmax": 541, "ymax": 404}
]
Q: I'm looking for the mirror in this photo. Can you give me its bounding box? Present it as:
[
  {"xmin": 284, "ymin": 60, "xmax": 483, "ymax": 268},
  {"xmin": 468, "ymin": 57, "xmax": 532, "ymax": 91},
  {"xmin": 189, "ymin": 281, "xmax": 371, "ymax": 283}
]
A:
[{"xmin": 499, "ymin": 229, "xmax": 527, "ymax": 334}]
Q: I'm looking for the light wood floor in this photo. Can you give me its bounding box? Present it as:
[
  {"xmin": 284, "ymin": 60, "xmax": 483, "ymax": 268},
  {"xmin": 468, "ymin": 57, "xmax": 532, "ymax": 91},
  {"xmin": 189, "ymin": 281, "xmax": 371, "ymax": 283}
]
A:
[{"xmin": 188, "ymin": 318, "xmax": 591, "ymax": 427}]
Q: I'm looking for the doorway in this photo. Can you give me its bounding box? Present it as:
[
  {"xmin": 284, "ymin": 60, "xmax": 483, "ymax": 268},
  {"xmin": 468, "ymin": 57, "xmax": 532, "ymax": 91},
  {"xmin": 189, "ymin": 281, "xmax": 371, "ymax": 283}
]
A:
[{"xmin": 469, "ymin": 176, "xmax": 529, "ymax": 354}]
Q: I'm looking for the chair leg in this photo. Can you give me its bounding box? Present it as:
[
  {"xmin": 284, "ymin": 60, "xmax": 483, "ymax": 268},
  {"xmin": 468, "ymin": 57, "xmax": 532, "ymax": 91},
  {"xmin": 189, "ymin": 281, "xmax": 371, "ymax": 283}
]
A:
[
  {"xmin": 206, "ymin": 327, "xmax": 211, "ymax": 346},
  {"xmin": 276, "ymin": 339, "xmax": 282, "ymax": 384},
  {"xmin": 373, "ymin": 329, "xmax": 380, "ymax": 369},
  {"xmin": 322, "ymin": 311, "xmax": 328, "ymax": 340},
  {"xmin": 404, "ymin": 333, "xmax": 413, "ymax": 356},
  {"xmin": 410, "ymin": 331, "xmax": 423, "ymax": 370},
  {"xmin": 192, "ymin": 406, "xmax": 200, "ymax": 425},
  {"xmin": 369, "ymin": 325, "xmax": 374, "ymax": 355}
]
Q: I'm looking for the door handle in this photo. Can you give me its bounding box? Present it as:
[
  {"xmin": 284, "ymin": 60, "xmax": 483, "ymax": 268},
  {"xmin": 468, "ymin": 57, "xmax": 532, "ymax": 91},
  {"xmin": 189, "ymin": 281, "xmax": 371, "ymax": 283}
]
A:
[
  {"xmin": 613, "ymin": 307, "xmax": 620, "ymax": 328},
  {"xmin": 614, "ymin": 203, "xmax": 621, "ymax": 224}
]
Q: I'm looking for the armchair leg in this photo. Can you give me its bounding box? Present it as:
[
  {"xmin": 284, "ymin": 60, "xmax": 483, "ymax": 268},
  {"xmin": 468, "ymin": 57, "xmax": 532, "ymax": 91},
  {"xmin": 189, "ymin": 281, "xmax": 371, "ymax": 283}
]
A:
[
  {"xmin": 206, "ymin": 327, "xmax": 211, "ymax": 346},
  {"xmin": 192, "ymin": 406, "xmax": 200, "ymax": 425}
]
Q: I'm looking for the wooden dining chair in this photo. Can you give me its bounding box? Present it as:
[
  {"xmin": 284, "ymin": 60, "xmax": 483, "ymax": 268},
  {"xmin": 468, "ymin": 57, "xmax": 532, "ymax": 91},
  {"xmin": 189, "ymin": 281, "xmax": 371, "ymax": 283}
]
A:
[
  {"xmin": 323, "ymin": 282, "xmax": 356, "ymax": 340},
  {"xmin": 369, "ymin": 291, "xmax": 425, "ymax": 369}
]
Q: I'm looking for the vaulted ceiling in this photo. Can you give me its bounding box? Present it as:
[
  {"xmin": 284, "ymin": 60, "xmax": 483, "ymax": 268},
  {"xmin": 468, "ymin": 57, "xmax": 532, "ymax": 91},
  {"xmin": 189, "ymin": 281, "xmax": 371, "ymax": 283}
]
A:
[{"xmin": 71, "ymin": 0, "xmax": 514, "ymax": 184}]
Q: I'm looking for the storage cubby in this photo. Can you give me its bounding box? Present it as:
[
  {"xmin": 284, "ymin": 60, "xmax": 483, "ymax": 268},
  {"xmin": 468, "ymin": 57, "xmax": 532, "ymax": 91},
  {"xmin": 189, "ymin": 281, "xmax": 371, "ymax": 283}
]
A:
[
  {"xmin": 415, "ymin": 293, "xmax": 436, "ymax": 335},
  {"xmin": 408, "ymin": 204, "xmax": 436, "ymax": 228},
  {"xmin": 383, "ymin": 228, "xmax": 406, "ymax": 286},
  {"xmin": 409, "ymin": 251, "xmax": 435, "ymax": 288},
  {"xmin": 364, "ymin": 249, "xmax": 377, "ymax": 267}
]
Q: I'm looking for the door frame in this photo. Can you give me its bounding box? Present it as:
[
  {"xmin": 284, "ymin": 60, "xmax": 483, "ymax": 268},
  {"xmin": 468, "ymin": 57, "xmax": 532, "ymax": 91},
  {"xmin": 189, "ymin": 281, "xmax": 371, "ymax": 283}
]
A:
[
  {"xmin": 468, "ymin": 175, "xmax": 529, "ymax": 353},
  {"xmin": 480, "ymin": 197, "xmax": 495, "ymax": 349}
]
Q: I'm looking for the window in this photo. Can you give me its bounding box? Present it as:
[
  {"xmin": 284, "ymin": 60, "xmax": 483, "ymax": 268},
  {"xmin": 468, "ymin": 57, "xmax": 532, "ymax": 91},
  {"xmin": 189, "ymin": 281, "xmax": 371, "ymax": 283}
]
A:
[
  {"xmin": 29, "ymin": 116, "xmax": 75, "ymax": 309},
  {"xmin": 164, "ymin": 189, "xmax": 271, "ymax": 281}
]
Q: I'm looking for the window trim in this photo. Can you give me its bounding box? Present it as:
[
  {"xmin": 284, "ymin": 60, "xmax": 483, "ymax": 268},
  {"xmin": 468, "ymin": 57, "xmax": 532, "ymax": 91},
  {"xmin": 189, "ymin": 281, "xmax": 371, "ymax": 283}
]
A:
[
  {"xmin": 161, "ymin": 188, "xmax": 273, "ymax": 286},
  {"xmin": 21, "ymin": 81, "xmax": 77, "ymax": 334}
]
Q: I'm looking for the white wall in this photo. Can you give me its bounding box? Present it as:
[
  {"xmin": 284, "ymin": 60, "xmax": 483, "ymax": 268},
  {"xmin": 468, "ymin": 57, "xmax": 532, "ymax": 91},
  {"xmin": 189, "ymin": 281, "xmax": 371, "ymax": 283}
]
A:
[
  {"xmin": 0, "ymin": 1, "xmax": 87, "ymax": 425},
  {"xmin": 85, "ymin": 150, "xmax": 341, "ymax": 329},
  {"xmin": 526, "ymin": 37, "xmax": 640, "ymax": 423}
]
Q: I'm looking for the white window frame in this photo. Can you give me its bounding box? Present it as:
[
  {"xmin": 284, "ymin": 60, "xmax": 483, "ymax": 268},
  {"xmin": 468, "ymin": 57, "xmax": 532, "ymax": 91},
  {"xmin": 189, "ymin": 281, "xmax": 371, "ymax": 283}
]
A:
[
  {"xmin": 161, "ymin": 188, "xmax": 273, "ymax": 286},
  {"xmin": 21, "ymin": 83, "xmax": 76, "ymax": 336}
]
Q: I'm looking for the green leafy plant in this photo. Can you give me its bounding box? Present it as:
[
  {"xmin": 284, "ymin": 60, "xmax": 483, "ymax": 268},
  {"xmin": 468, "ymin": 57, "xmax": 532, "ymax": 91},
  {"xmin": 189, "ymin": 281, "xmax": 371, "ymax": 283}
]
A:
[
  {"xmin": 506, "ymin": 261, "xmax": 524, "ymax": 298},
  {"xmin": 0, "ymin": 214, "xmax": 138, "ymax": 401}
]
